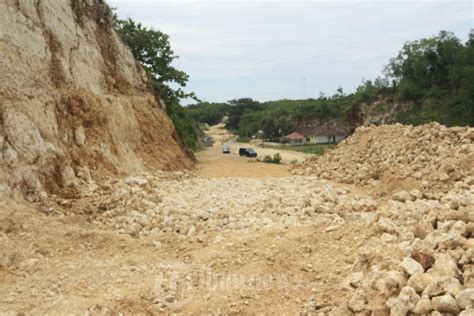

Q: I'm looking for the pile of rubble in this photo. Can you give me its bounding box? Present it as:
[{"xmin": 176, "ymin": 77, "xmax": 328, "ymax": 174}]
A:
[
  {"xmin": 294, "ymin": 123, "xmax": 474, "ymax": 192},
  {"xmin": 86, "ymin": 172, "xmax": 376, "ymax": 238},
  {"xmin": 345, "ymin": 175, "xmax": 474, "ymax": 315},
  {"xmin": 25, "ymin": 122, "xmax": 472, "ymax": 314}
]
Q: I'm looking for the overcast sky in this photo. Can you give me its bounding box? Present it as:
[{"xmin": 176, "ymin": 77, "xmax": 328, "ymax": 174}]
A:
[{"xmin": 109, "ymin": 0, "xmax": 473, "ymax": 104}]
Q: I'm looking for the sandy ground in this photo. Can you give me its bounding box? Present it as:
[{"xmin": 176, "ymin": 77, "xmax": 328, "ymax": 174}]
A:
[
  {"xmin": 0, "ymin": 126, "xmax": 369, "ymax": 314},
  {"xmin": 196, "ymin": 124, "xmax": 311, "ymax": 178},
  {"xmin": 195, "ymin": 144, "xmax": 291, "ymax": 178},
  {"xmin": 0, "ymin": 199, "xmax": 365, "ymax": 314}
]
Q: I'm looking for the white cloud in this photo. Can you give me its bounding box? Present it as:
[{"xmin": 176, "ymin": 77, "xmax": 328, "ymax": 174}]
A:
[{"xmin": 109, "ymin": 0, "xmax": 473, "ymax": 103}]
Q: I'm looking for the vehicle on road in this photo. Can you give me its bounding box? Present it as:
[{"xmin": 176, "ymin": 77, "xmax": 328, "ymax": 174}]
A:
[
  {"xmin": 239, "ymin": 148, "xmax": 257, "ymax": 158},
  {"xmin": 223, "ymin": 145, "xmax": 230, "ymax": 154}
]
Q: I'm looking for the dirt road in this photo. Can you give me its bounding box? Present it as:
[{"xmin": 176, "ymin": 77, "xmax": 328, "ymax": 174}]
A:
[
  {"xmin": 1, "ymin": 173, "xmax": 372, "ymax": 315},
  {"xmin": 3, "ymin": 124, "xmax": 472, "ymax": 315},
  {"xmin": 0, "ymin": 124, "xmax": 374, "ymax": 314},
  {"xmin": 196, "ymin": 124, "xmax": 311, "ymax": 178},
  {"xmin": 195, "ymin": 144, "xmax": 292, "ymax": 178}
]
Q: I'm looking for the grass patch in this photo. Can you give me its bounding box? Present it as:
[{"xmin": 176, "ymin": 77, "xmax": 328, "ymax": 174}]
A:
[
  {"xmin": 259, "ymin": 153, "xmax": 282, "ymax": 164},
  {"xmin": 264, "ymin": 143, "xmax": 336, "ymax": 155},
  {"xmin": 236, "ymin": 136, "xmax": 251, "ymax": 143}
]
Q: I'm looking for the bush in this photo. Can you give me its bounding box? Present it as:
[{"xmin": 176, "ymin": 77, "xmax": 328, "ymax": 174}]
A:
[{"xmin": 262, "ymin": 153, "xmax": 282, "ymax": 164}]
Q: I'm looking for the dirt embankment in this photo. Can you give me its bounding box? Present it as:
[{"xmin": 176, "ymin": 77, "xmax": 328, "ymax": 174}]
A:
[{"xmin": 0, "ymin": 0, "xmax": 193, "ymax": 200}]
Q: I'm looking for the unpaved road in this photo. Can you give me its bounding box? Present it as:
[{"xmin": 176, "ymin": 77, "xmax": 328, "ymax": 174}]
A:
[
  {"xmin": 4, "ymin": 125, "xmax": 471, "ymax": 314},
  {"xmin": 196, "ymin": 124, "xmax": 311, "ymax": 178},
  {"xmin": 0, "ymin": 131, "xmax": 369, "ymax": 314},
  {"xmin": 195, "ymin": 143, "xmax": 291, "ymax": 178}
]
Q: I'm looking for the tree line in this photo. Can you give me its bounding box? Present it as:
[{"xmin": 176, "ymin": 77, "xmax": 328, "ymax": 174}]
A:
[
  {"xmin": 186, "ymin": 31, "xmax": 473, "ymax": 141},
  {"xmin": 111, "ymin": 8, "xmax": 473, "ymax": 149}
]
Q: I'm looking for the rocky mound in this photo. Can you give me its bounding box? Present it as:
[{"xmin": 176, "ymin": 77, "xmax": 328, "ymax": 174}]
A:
[
  {"xmin": 345, "ymin": 175, "xmax": 474, "ymax": 315},
  {"xmin": 0, "ymin": 0, "xmax": 193, "ymax": 200},
  {"xmin": 39, "ymin": 170, "xmax": 474, "ymax": 314},
  {"xmin": 84, "ymin": 173, "xmax": 376, "ymax": 237},
  {"xmin": 294, "ymin": 123, "xmax": 474, "ymax": 196}
]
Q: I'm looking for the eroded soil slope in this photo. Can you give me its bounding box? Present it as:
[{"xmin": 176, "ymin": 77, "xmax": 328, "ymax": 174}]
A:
[{"xmin": 0, "ymin": 0, "xmax": 192, "ymax": 200}]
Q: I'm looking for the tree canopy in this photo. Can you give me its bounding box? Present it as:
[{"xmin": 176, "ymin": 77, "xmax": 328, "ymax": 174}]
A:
[
  {"xmin": 185, "ymin": 30, "xmax": 473, "ymax": 135},
  {"xmin": 114, "ymin": 17, "xmax": 201, "ymax": 150}
]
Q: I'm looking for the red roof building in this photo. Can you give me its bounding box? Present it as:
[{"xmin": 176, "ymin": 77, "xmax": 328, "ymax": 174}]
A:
[{"xmin": 284, "ymin": 132, "xmax": 306, "ymax": 145}]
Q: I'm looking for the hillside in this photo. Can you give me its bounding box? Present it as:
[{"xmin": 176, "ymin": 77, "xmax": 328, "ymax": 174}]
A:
[
  {"xmin": 0, "ymin": 0, "xmax": 193, "ymax": 200},
  {"xmin": 185, "ymin": 31, "xmax": 473, "ymax": 139}
]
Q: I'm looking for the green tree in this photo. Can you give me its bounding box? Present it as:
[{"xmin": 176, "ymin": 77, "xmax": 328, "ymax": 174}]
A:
[
  {"xmin": 185, "ymin": 102, "xmax": 230, "ymax": 125},
  {"xmin": 225, "ymin": 98, "xmax": 262, "ymax": 131},
  {"xmin": 387, "ymin": 30, "xmax": 473, "ymax": 125},
  {"xmin": 115, "ymin": 18, "xmax": 197, "ymax": 103},
  {"xmin": 114, "ymin": 17, "xmax": 201, "ymax": 150}
]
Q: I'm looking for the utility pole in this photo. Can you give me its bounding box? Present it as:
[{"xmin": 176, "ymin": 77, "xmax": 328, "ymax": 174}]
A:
[{"xmin": 302, "ymin": 76, "xmax": 306, "ymax": 99}]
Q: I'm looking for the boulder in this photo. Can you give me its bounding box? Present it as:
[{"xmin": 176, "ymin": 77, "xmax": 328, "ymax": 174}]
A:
[
  {"xmin": 392, "ymin": 191, "xmax": 411, "ymax": 203},
  {"xmin": 412, "ymin": 296, "xmax": 433, "ymax": 314},
  {"xmin": 411, "ymin": 251, "xmax": 435, "ymax": 270},
  {"xmin": 456, "ymin": 288, "xmax": 474, "ymax": 310},
  {"xmin": 432, "ymin": 294, "xmax": 460, "ymax": 314},
  {"xmin": 400, "ymin": 257, "xmax": 424, "ymax": 276},
  {"xmin": 408, "ymin": 273, "xmax": 434, "ymax": 293}
]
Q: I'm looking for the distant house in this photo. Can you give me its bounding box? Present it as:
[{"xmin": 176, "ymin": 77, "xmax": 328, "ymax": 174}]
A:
[
  {"xmin": 304, "ymin": 125, "xmax": 346, "ymax": 144},
  {"xmin": 284, "ymin": 132, "xmax": 306, "ymax": 145}
]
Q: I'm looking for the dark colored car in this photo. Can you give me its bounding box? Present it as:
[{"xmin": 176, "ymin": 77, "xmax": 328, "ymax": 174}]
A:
[{"xmin": 239, "ymin": 148, "xmax": 257, "ymax": 158}]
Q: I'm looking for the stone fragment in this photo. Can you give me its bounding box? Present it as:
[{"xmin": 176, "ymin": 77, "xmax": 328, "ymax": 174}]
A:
[
  {"xmin": 456, "ymin": 288, "xmax": 474, "ymax": 310},
  {"xmin": 408, "ymin": 273, "xmax": 434, "ymax": 293},
  {"xmin": 400, "ymin": 257, "xmax": 424, "ymax": 276},
  {"xmin": 432, "ymin": 294, "xmax": 460, "ymax": 314},
  {"xmin": 348, "ymin": 292, "xmax": 366, "ymax": 312},
  {"xmin": 411, "ymin": 251, "xmax": 435, "ymax": 270},
  {"xmin": 392, "ymin": 191, "xmax": 411, "ymax": 202},
  {"xmin": 74, "ymin": 126, "xmax": 86, "ymax": 146},
  {"xmin": 412, "ymin": 296, "xmax": 433, "ymax": 314}
]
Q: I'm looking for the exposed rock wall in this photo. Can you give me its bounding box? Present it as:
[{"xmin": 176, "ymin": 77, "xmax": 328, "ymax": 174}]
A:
[
  {"xmin": 347, "ymin": 94, "xmax": 418, "ymax": 134},
  {"xmin": 0, "ymin": 0, "xmax": 193, "ymax": 199}
]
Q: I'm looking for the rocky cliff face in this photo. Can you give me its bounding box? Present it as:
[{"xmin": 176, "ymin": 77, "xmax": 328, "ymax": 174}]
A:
[
  {"xmin": 0, "ymin": 0, "xmax": 193, "ymax": 199},
  {"xmin": 347, "ymin": 94, "xmax": 415, "ymax": 134}
]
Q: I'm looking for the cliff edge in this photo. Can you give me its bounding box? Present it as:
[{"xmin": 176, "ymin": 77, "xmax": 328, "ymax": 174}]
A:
[{"xmin": 0, "ymin": 0, "xmax": 193, "ymax": 199}]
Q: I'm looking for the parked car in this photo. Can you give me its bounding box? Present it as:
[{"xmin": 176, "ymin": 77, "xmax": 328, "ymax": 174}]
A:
[
  {"xmin": 239, "ymin": 148, "xmax": 257, "ymax": 158},
  {"xmin": 222, "ymin": 145, "xmax": 230, "ymax": 154}
]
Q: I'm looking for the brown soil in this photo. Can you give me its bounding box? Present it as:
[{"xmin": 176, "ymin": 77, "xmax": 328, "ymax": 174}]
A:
[
  {"xmin": 0, "ymin": 199, "xmax": 366, "ymax": 315},
  {"xmin": 196, "ymin": 144, "xmax": 291, "ymax": 178},
  {"xmin": 196, "ymin": 124, "xmax": 310, "ymax": 178}
]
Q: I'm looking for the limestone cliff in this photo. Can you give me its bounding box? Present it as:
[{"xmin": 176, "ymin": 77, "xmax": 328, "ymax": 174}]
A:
[
  {"xmin": 347, "ymin": 94, "xmax": 415, "ymax": 134},
  {"xmin": 0, "ymin": 0, "xmax": 193, "ymax": 199}
]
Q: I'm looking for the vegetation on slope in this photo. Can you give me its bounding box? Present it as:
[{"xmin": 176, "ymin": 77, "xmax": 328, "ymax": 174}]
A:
[
  {"xmin": 185, "ymin": 81, "xmax": 391, "ymax": 141},
  {"xmin": 388, "ymin": 31, "xmax": 474, "ymax": 126},
  {"xmin": 114, "ymin": 17, "xmax": 202, "ymax": 150},
  {"xmin": 185, "ymin": 31, "xmax": 473, "ymax": 139}
]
